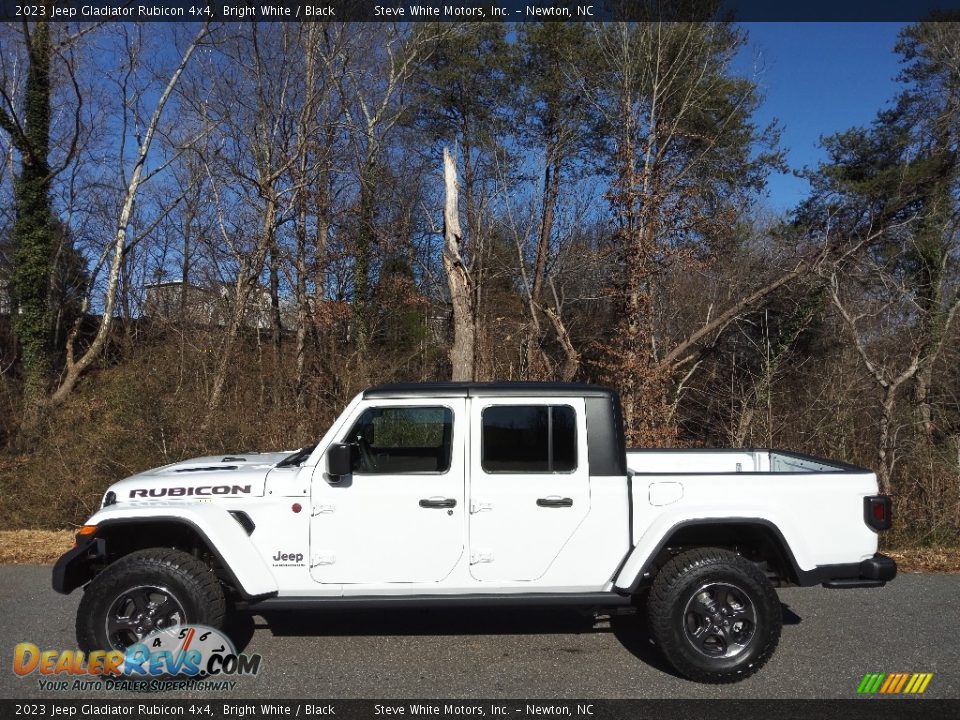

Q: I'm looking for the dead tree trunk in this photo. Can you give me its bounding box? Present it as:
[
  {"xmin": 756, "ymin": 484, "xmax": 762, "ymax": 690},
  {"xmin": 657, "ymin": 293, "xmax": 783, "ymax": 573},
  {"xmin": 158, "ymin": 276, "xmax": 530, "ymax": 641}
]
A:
[{"xmin": 442, "ymin": 146, "xmax": 475, "ymax": 382}]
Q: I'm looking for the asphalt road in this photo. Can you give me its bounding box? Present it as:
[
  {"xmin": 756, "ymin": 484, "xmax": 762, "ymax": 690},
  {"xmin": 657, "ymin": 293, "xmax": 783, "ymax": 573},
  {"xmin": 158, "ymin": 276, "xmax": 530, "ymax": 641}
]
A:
[{"xmin": 0, "ymin": 566, "xmax": 956, "ymax": 700}]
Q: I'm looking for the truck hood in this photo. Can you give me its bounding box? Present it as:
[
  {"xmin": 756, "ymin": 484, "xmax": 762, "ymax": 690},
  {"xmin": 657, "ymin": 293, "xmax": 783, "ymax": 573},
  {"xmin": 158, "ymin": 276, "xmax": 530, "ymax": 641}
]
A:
[{"xmin": 104, "ymin": 451, "xmax": 296, "ymax": 504}]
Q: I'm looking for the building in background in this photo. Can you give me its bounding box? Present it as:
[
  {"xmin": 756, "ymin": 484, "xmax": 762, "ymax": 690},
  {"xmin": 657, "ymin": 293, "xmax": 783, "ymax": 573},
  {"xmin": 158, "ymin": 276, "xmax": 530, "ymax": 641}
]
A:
[{"xmin": 144, "ymin": 280, "xmax": 273, "ymax": 330}]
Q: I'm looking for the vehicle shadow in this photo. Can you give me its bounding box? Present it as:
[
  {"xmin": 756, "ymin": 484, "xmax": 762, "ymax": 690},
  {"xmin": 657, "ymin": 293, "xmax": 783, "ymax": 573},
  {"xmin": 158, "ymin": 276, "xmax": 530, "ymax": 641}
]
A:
[
  {"xmin": 781, "ymin": 603, "xmax": 802, "ymax": 626},
  {"xmin": 610, "ymin": 601, "xmax": 802, "ymax": 679},
  {"xmin": 223, "ymin": 602, "xmax": 801, "ymax": 679},
  {"xmin": 224, "ymin": 606, "xmax": 617, "ymax": 657},
  {"xmin": 247, "ymin": 606, "xmax": 611, "ymax": 640}
]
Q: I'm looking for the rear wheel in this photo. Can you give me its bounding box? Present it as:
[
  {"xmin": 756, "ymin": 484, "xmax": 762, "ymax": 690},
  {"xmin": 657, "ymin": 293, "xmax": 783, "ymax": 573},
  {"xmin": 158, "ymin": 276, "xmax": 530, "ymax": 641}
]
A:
[
  {"xmin": 647, "ymin": 547, "xmax": 781, "ymax": 683},
  {"xmin": 76, "ymin": 548, "xmax": 226, "ymax": 653}
]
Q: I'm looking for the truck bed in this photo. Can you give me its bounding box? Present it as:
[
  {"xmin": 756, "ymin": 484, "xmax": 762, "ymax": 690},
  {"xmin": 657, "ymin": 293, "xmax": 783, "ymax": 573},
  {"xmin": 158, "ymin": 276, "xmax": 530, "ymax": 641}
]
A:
[
  {"xmin": 626, "ymin": 448, "xmax": 864, "ymax": 474},
  {"xmin": 620, "ymin": 447, "xmax": 880, "ymax": 575}
]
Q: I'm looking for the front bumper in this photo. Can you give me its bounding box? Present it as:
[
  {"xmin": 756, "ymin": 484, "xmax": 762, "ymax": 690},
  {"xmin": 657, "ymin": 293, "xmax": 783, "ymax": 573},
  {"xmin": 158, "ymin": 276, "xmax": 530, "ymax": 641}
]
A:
[
  {"xmin": 821, "ymin": 552, "xmax": 897, "ymax": 589},
  {"xmin": 51, "ymin": 536, "xmax": 103, "ymax": 595}
]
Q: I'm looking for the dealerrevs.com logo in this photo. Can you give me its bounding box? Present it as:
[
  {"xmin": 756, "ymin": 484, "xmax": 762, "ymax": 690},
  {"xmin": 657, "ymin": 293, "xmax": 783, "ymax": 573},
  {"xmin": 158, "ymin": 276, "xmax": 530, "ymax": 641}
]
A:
[{"xmin": 13, "ymin": 625, "xmax": 262, "ymax": 692}]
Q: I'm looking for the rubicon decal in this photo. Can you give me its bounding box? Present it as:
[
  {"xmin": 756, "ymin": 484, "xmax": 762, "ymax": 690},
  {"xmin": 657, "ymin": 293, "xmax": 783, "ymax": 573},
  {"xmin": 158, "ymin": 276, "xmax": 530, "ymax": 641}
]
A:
[
  {"xmin": 857, "ymin": 672, "xmax": 933, "ymax": 695},
  {"xmin": 128, "ymin": 484, "xmax": 252, "ymax": 498}
]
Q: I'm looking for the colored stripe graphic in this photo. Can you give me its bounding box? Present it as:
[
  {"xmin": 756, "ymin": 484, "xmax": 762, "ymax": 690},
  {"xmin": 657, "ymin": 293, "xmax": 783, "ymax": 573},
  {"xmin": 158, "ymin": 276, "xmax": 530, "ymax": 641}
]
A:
[
  {"xmin": 869, "ymin": 673, "xmax": 886, "ymax": 693},
  {"xmin": 879, "ymin": 674, "xmax": 896, "ymax": 693},
  {"xmin": 858, "ymin": 673, "xmax": 933, "ymax": 694}
]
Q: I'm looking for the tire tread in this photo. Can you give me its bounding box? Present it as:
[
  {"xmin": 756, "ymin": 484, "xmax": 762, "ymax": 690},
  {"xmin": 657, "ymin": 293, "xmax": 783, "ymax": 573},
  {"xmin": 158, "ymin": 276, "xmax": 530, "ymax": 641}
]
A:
[
  {"xmin": 76, "ymin": 547, "xmax": 225, "ymax": 653},
  {"xmin": 647, "ymin": 547, "xmax": 781, "ymax": 683}
]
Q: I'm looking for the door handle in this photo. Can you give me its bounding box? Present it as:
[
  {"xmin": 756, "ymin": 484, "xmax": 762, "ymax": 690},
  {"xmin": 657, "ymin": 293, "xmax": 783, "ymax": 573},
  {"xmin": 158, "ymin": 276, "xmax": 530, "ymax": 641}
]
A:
[
  {"xmin": 536, "ymin": 496, "xmax": 573, "ymax": 508},
  {"xmin": 419, "ymin": 497, "xmax": 457, "ymax": 509}
]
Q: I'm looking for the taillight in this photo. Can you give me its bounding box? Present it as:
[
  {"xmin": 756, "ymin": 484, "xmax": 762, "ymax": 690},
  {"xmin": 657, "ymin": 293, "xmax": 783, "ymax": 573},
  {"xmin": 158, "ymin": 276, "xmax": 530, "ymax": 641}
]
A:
[{"xmin": 864, "ymin": 496, "xmax": 892, "ymax": 531}]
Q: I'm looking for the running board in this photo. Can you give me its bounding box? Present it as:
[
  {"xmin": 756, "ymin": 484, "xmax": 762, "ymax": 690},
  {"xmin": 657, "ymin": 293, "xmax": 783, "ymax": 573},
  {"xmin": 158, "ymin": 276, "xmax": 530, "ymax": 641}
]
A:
[
  {"xmin": 249, "ymin": 592, "xmax": 632, "ymax": 611},
  {"xmin": 822, "ymin": 578, "xmax": 887, "ymax": 589}
]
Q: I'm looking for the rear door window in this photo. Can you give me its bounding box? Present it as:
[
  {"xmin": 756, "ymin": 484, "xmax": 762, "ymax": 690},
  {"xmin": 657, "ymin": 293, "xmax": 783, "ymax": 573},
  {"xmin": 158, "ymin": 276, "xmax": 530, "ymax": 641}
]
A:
[{"xmin": 481, "ymin": 405, "xmax": 577, "ymax": 473}]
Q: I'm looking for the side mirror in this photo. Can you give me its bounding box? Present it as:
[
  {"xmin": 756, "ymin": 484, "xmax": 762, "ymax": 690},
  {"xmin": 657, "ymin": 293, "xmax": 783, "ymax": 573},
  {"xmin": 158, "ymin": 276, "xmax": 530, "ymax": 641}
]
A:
[{"xmin": 326, "ymin": 443, "xmax": 353, "ymax": 479}]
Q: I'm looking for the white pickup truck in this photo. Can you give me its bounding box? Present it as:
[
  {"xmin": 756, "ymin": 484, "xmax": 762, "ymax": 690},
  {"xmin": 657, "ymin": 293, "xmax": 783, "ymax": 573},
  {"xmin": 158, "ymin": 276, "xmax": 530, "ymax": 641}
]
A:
[{"xmin": 53, "ymin": 382, "xmax": 895, "ymax": 683}]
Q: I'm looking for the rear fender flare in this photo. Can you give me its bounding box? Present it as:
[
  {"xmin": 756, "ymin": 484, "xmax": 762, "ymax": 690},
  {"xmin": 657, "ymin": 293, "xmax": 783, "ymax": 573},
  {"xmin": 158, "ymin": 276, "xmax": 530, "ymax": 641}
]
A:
[{"xmin": 613, "ymin": 515, "xmax": 808, "ymax": 593}]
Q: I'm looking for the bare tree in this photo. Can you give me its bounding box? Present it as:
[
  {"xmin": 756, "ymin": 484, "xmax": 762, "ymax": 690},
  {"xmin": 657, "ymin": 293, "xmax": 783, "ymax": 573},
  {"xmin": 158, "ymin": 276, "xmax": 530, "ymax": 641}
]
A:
[
  {"xmin": 829, "ymin": 258, "xmax": 960, "ymax": 492},
  {"xmin": 829, "ymin": 273, "xmax": 918, "ymax": 493},
  {"xmin": 51, "ymin": 23, "xmax": 207, "ymax": 404},
  {"xmin": 0, "ymin": 21, "xmax": 86, "ymax": 428},
  {"xmin": 332, "ymin": 24, "xmax": 440, "ymax": 353},
  {"xmin": 581, "ymin": 21, "xmax": 784, "ymax": 443},
  {"xmin": 496, "ymin": 153, "xmax": 586, "ymax": 381},
  {"xmin": 191, "ymin": 24, "xmax": 318, "ymax": 426},
  {"xmin": 290, "ymin": 25, "xmax": 340, "ymax": 435}
]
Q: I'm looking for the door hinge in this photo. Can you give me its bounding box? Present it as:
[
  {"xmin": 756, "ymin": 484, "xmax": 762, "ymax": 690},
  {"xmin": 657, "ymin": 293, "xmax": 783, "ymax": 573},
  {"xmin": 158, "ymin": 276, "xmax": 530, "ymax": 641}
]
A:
[
  {"xmin": 312, "ymin": 503, "xmax": 335, "ymax": 516},
  {"xmin": 470, "ymin": 551, "xmax": 494, "ymax": 564},
  {"xmin": 311, "ymin": 553, "xmax": 336, "ymax": 567},
  {"xmin": 470, "ymin": 501, "xmax": 492, "ymax": 514}
]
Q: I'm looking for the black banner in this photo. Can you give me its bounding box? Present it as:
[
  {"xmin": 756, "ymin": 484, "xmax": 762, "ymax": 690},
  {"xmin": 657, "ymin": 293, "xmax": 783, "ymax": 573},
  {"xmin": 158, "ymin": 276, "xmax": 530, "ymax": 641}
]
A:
[
  {"xmin": 2, "ymin": 700, "xmax": 960, "ymax": 720},
  {"xmin": 2, "ymin": 0, "xmax": 960, "ymax": 23}
]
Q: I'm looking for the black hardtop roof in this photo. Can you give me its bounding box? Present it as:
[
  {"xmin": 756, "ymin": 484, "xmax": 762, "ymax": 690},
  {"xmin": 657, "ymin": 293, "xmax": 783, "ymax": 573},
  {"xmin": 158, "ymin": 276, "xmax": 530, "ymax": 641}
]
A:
[{"xmin": 363, "ymin": 381, "xmax": 617, "ymax": 400}]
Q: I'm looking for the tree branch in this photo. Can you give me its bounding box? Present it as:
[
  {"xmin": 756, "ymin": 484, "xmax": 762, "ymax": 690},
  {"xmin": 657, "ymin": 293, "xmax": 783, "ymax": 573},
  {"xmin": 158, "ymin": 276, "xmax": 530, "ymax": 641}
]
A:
[{"xmin": 657, "ymin": 258, "xmax": 809, "ymax": 373}]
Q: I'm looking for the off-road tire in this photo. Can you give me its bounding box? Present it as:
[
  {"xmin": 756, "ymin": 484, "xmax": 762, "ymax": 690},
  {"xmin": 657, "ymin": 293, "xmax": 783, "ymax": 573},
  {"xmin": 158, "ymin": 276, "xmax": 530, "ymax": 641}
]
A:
[
  {"xmin": 76, "ymin": 548, "xmax": 226, "ymax": 653},
  {"xmin": 648, "ymin": 547, "xmax": 781, "ymax": 683}
]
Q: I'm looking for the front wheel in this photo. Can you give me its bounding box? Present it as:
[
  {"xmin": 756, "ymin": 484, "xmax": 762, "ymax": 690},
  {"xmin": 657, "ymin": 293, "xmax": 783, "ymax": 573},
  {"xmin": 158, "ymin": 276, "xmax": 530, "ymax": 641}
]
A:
[
  {"xmin": 647, "ymin": 548, "xmax": 782, "ymax": 683},
  {"xmin": 76, "ymin": 548, "xmax": 226, "ymax": 653}
]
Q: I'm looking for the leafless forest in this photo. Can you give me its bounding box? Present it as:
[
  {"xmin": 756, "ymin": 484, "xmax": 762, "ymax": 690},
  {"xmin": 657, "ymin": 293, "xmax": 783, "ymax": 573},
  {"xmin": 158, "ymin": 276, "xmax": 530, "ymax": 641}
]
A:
[{"xmin": 0, "ymin": 21, "xmax": 957, "ymax": 547}]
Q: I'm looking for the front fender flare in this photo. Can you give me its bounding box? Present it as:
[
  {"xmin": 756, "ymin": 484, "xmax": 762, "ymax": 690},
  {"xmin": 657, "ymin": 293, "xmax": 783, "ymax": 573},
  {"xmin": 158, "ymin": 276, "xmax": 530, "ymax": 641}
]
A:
[{"xmin": 52, "ymin": 505, "xmax": 278, "ymax": 600}]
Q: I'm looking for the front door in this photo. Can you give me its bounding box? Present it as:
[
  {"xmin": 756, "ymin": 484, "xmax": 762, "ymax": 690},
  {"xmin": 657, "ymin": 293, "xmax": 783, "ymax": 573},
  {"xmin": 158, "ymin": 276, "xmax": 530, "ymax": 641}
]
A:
[
  {"xmin": 310, "ymin": 399, "xmax": 466, "ymax": 585},
  {"xmin": 468, "ymin": 397, "xmax": 590, "ymax": 581}
]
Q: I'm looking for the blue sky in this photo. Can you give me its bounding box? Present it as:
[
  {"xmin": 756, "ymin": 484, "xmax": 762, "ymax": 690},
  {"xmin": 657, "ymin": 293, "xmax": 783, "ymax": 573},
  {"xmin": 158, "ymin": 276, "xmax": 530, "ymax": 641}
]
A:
[{"xmin": 736, "ymin": 23, "xmax": 908, "ymax": 211}]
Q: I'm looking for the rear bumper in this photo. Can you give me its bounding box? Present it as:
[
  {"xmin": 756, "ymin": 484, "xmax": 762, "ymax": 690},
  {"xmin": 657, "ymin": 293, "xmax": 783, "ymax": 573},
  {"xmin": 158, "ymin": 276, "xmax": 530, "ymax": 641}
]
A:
[{"xmin": 820, "ymin": 553, "xmax": 897, "ymax": 589}]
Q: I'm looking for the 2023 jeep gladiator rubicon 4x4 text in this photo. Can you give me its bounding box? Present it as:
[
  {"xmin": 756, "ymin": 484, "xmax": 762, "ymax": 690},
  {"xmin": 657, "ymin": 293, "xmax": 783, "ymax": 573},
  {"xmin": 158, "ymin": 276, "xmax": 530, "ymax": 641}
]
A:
[{"xmin": 53, "ymin": 382, "xmax": 896, "ymax": 683}]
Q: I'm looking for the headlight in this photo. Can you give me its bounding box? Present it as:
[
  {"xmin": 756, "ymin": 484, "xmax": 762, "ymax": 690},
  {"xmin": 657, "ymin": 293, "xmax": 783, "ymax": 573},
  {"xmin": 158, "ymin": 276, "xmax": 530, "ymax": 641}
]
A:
[{"xmin": 102, "ymin": 491, "xmax": 116, "ymax": 508}]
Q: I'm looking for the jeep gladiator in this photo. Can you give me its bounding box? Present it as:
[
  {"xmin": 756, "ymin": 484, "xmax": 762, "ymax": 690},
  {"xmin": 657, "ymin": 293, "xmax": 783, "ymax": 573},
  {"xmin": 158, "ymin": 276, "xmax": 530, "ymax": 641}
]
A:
[{"xmin": 53, "ymin": 382, "xmax": 896, "ymax": 682}]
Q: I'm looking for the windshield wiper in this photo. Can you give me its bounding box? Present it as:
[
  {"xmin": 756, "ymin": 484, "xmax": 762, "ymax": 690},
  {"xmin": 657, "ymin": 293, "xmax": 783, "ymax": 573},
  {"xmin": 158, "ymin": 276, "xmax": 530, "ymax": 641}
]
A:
[{"xmin": 276, "ymin": 444, "xmax": 317, "ymax": 468}]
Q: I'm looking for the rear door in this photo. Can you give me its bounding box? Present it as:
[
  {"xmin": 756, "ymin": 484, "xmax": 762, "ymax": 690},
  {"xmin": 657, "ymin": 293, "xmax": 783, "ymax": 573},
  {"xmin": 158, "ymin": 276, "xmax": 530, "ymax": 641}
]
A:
[
  {"xmin": 468, "ymin": 397, "xmax": 590, "ymax": 581},
  {"xmin": 310, "ymin": 399, "xmax": 466, "ymax": 585}
]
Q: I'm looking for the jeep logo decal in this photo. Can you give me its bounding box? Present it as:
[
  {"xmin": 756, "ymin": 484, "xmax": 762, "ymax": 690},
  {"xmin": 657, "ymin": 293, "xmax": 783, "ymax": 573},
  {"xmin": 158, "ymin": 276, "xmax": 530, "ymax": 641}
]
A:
[
  {"xmin": 272, "ymin": 551, "xmax": 304, "ymax": 565},
  {"xmin": 128, "ymin": 484, "xmax": 252, "ymax": 498}
]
